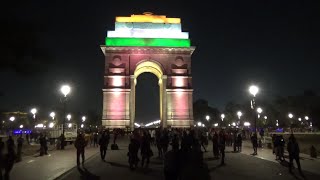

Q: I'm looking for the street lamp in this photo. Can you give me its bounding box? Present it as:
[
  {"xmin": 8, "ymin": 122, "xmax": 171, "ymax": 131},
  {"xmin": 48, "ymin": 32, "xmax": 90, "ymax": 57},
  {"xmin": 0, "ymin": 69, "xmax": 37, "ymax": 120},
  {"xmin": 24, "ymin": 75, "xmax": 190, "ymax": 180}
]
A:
[
  {"xmin": 249, "ymin": 85, "xmax": 259, "ymax": 133},
  {"xmin": 264, "ymin": 116, "xmax": 267, "ymax": 120},
  {"xmin": 67, "ymin": 114, "xmax": 71, "ymax": 121},
  {"xmin": 50, "ymin": 112, "xmax": 55, "ymax": 120},
  {"xmin": 19, "ymin": 124, "xmax": 23, "ymax": 128},
  {"xmin": 81, "ymin": 124, "xmax": 84, "ymax": 128},
  {"xmin": 60, "ymin": 84, "xmax": 71, "ymax": 150},
  {"xmin": 82, "ymin": 116, "xmax": 86, "ymax": 122},
  {"xmin": 305, "ymin": 116, "xmax": 309, "ymax": 120},
  {"xmin": 257, "ymin": 107, "xmax": 263, "ymax": 118},
  {"xmin": 221, "ymin": 114, "xmax": 225, "ymax": 121},
  {"xmin": 9, "ymin": 116, "xmax": 15, "ymax": 122},
  {"xmin": 197, "ymin": 122, "xmax": 202, "ymax": 127},
  {"xmin": 31, "ymin": 108, "xmax": 37, "ymax": 119},
  {"xmin": 298, "ymin": 117, "xmax": 302, "ymax": 121},
  {"xmin": 288, "ymin": 113, "xmax": 293, "ymax": 119}
]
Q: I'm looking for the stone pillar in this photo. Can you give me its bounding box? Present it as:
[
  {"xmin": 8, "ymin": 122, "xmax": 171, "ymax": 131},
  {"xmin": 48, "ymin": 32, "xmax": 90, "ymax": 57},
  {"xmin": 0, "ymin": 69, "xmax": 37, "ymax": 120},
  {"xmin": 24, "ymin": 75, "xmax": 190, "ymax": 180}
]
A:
[
  {"xmin": 162, "ymin": 75, "xmax": 167, "ymax": 128},
  {"xmin": 130, "ymin": 76, "xmax": 135, "ymax": 130}
]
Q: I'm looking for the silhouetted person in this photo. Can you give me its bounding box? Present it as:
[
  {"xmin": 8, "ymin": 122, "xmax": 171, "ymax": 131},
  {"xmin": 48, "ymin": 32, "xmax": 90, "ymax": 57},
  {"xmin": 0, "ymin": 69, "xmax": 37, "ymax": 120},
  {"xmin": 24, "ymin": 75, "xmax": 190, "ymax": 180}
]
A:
[
  {"xmin": 141, "ymin": 131, "xmax": 152, "ymax": 168},
  {"xmin": 60, "ymin": 134, "xmax": 65, "ymax": 150},
  {"xmin": 93, "ymin": 133, "xmax": 98, "ymax": 147},
  {"xmin": 39, "ymin": 134, "xmax": 47, "ymax": 156},
  {"xmin": 200, "ymin": 132, "xmax": 207, "ymax": 152},
  {"xmin": 4, "ymin": 136, "xmax": 16, "ymax": 180},
  {"xmin": 251, "ymin": 133, "xmax": 258, "ymax": 155},
  {"xmin": 161, "ymin": 131, "xmax": 169, "ymax": 154},
  {"xmin": 16, "ymin": 135, "xmax": 24, "ymax": 162},
  {"xmin": 287, "ymin": 134, "xmax": 302, "ymax": 174},
  {"xmin": 113, "ymin": 129, "xmax": 118, "ymax": 144},
  {"xmin": 164, "ymin": 142, "xmax": 180, "ymax": 180},
  {"xmin": 236, "ymin": 134, "xmax": 242, "ymax": 152},
  {"xmin": 75, "ymin": 133, "xmax": 86, "ymax": 166},
  {"xmin": 25, "ymin": 133, "xmax": 30, "ymax": 145},
  {"xmin": 0, "ymin": 137, "xmax": 5, "ymax": 179},
  {"xmin": 128, "ymin": 138, "xmax": 139, "ymax": 170},
  {"xmin": 99, "ymin": 131, "xmax": 110, "ymax": 161},
  {"xmin": 219, "ymin": 131, "xmax": 226, "ymax": 165},
  {"xmin": 156, "ymin": 130, "xmax": 163, "ymax": 158},
  {"xmin": 212, "ymin": 132, "xmax": 219, "ymax": 158}
]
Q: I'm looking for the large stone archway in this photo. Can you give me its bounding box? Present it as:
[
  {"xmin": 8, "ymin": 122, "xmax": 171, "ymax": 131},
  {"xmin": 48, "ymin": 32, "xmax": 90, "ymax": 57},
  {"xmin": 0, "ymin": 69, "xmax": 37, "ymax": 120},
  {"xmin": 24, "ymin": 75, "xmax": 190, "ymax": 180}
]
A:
[{"xmin": 100, "ymin": 13, "xmax": 195, "ymax": 130}]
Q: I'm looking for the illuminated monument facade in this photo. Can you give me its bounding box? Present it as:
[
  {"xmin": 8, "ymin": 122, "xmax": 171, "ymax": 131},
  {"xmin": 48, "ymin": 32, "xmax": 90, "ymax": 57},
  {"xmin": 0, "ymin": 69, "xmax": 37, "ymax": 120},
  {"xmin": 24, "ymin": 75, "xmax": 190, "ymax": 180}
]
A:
[{"xmin": 101, "ymin": 13, "xmax": 195, "ymax": 129}]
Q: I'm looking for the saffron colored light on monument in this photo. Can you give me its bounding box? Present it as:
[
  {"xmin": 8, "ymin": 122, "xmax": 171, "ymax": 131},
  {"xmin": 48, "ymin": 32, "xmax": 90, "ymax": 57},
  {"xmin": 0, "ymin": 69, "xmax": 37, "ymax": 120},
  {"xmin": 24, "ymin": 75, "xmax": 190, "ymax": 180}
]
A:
[{"xmin": 116, "ymin": 14, "xmax": 181, "ymax": 24}]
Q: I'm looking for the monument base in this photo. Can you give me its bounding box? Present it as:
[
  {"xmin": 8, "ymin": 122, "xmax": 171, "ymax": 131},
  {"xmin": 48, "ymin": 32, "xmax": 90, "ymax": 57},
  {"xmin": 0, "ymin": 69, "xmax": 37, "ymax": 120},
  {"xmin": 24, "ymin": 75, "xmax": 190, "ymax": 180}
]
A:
[
  {"xmin": 167, "ymin": 119, "xmax": 194, "ymax": 128},
  {"xmin": 102, "ymin": 120, "xmax": 130, "ymax": 129}
]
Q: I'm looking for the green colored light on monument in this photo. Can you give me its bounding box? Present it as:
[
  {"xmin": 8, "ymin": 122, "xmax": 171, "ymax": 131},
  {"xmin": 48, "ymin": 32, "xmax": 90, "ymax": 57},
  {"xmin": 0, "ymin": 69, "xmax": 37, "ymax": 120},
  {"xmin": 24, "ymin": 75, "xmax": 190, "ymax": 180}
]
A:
[{"xmin": 105, "ymin": 37, "xmax": 190, "ymax": 47}]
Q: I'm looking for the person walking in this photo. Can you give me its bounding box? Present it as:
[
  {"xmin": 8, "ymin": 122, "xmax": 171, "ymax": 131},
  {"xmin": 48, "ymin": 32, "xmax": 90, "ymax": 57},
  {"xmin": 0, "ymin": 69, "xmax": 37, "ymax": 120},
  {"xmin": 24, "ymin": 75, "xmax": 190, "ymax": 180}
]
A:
[
  {"xmin": 141, "ymin": 131, "xmax": 152, "ymax": 168},
  {"xmin": 218, "ymin": 130, "xmax": 226, "ymax": 165},
  {"xmin": 287, "ymin": 134, "xmax": 302, "ymax": 174},
  {"xmin": 99, "ymin": 131, "xmax": 110, "ymax": 161},
  {"xmin": 236, "ymin": 134, "xmax": 242, "ymax": 152},
  {"xmin": 26, "ymin": 133, "xmax": 30, "ymax": 145},
  {"xmin": 16, "ymin": 134, "xmax": 24, "ymax": 162},
  {"xmin": 4, "ymin": 136, "xmax": 16, "ymax": 180},
  {"xmin": 199, "ymin": 132, "xmax": 207, "ymax": 152},
  {"xmin": 93, "ymin": 133, "xmax": 98, "ymax": 147},
  {"xmin": 75, "ymin": 132, "xmax": 86, "ymax": 166},
  {"xmin": 251, "ymin": 133, "xmax": 258, "ymax": 155},
  {"xmin": 164, "ymin": 142, "xmax": 180, "ymax": 180},
  {"xmin": 128, "ymin": 138, "xmax": 140, "ymax": 170},
  {"xmin": 212, "ymin": 132, "xmax": 219, "ymax": 159}
]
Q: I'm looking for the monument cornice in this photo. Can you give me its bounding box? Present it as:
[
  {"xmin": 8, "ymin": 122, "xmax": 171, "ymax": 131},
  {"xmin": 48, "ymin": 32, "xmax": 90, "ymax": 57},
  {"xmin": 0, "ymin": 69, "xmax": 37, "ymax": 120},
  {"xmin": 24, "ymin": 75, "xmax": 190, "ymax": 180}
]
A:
[{"xmin": 100, "ymin": 46, "xmax": 195, "ymax": 55}]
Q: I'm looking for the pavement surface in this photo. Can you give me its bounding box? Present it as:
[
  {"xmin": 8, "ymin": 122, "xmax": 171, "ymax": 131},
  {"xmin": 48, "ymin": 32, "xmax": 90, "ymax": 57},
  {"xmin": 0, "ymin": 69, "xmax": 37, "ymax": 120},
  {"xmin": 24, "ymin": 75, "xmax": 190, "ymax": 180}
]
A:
[
  {"xmin": 10, "ymin": 144, "xmax": 99, "ymax": 180},
  {"xmin": 56, "ymin": 137, "xmax": 320, "ymax": 180}
]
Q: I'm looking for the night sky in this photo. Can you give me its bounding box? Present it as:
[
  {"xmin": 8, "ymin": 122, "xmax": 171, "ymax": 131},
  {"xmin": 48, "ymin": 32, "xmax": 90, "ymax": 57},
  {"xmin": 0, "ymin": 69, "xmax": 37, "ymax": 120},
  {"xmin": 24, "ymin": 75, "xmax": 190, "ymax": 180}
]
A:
[{"xmin": 1, "ymin": 0, "xmax": 319, "ymax": 123}]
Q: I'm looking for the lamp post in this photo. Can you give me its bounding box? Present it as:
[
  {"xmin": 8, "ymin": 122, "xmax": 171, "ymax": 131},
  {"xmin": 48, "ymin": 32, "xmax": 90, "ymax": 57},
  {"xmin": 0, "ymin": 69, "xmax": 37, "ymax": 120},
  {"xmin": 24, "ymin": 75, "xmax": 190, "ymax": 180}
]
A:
[
  {"xmin": 249, "ymin": 85, "xmax": 259, "ymax": 133},
  {"xmin": 60, "ymin": 85, "xmax": 71, "ymax": 150}
]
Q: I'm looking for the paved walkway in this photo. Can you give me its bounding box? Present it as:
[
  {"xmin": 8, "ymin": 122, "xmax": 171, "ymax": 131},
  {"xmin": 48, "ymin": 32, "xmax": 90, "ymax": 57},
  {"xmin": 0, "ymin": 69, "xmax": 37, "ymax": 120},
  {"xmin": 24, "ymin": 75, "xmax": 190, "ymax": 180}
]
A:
[
  {"xmin": 57, "ymin": 137, "xmax": 320, "ymax": 180},
  {"xmin": 241, "ymin": 141, "xmax": 320, "ymax": 176},
  {"xmin": 10, "ymin": 144, "xmax": 99, "ymax": 180}
]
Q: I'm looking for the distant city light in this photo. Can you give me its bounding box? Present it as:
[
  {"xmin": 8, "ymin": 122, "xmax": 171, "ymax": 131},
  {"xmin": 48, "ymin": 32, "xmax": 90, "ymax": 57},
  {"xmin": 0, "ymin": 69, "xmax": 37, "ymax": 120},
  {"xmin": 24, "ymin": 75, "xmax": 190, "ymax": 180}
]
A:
[
  {"xmin": 50, "ymin": 112, "xmax": 55, "ymax": 120},
  {"xmin": 237, "ymin": 111, "xmax": 242, "ymax": 119},
  {"xmin": 288, "ymin": 113, "xmax": 293, "ymax": 119},
  {"xmin": 82, "ymin": 116, "xmax": 86, "ymax": 122},
  {"xmin": 49, "ymin": 122, "xmax": 55, "ymax": 128},
  {"xmin": 298, "ymin": 118, "xmax": 302, "ymax": 121},
  {"xmin": 305, "ymin": 116, "xmax": 309, "ymax": 120},
  {"xmin": 214, "ymin": 123, "xmax": 219, "ymax": 127},
  {"xmin": 197, "ymin": 122, "xmax": 202, "ymax": 127},
  {"xmin": 35, "ymin": 124, "xmax": 44, "ymax": 128},
  {"xmin": 134, "ymin": 123, "xmax": 140, "ymax": 127},
  {"xmin": 81, "ymin": 124, "xmax": 84, "ymax": 128},
  {"xmin": 206, "ymin": 115, "xmax": 210, "ymax": 121},
  {"xmin": 19, "ymin": 124, "xmax": 23, "ymax": 128},
  {"xmin": 244, "ymin": 122, "xmax": 251, "ymax": 127},
  {"xmin": 9, "ymin": 116, "xmax": 15, "ymax": 121},
  {"xmin": 68, "ymin": 123, "xmax": 72, "ymax": 128},
  {"xmin": 67, "ymin": 114, "xmax": 71, "ymax": 121}
]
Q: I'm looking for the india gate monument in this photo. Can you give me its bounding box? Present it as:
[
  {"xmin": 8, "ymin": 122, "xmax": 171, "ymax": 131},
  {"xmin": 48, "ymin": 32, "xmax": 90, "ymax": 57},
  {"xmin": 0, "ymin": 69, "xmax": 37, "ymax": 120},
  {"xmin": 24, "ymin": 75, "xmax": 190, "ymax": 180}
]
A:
[{"xmin": 100, "ymin": 13, "xmax": 195, "ymax": 130}]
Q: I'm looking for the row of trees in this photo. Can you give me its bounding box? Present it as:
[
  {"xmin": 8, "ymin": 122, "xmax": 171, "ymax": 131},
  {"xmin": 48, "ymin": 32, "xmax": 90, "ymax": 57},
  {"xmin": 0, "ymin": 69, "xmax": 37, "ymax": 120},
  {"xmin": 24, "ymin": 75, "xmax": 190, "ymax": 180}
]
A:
[{"xmin": 193, "ymin": 90, "xmax": 320, "ymax": 129}]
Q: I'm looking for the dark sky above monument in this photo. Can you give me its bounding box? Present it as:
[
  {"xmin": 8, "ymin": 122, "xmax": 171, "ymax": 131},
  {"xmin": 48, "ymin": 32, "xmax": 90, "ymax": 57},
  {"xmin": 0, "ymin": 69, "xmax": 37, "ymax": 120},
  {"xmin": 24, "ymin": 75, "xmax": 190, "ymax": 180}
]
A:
[{"xmin": 1, "ymin": 0, "xmax": 319, "ymax": 123}]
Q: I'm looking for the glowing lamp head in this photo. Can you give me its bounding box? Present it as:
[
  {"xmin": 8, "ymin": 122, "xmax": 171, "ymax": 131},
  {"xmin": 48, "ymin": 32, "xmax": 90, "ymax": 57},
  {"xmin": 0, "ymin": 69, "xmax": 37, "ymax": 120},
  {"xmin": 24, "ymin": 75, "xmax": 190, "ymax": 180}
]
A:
[
  {"xmin": 197, "ymin": 122, "xmax": 202, "ymax": 127},
  {"xmin": 298, "ymin": 118, "xmax": 302, "ymax": 121},
  {"xmin": 249, "ymin": 85, "xmax": 259, "ymax": 97},
  {"xmin": 305, "ymin": 116, "xmax": 309, "ymax": 120},
  {"xmin": 221, "ymin": 114, "xmax": 225, "ymax": 119},
  {"xmin": 9, "ymin": 116, "xmax": 15, "ymax": 121},
  {"xmin": 264, "ymin": 116, "xmax": 268, "ymax": 120},
  {"xmin": 19, "ymin": 124, "xmax": 23, "ymax": 128},
  {"xmin": 288, "ymin": 113, "xmax": 293, "ymax": 119},
  {"xmin": 244, "ymin": 122, "xmax": 251, "ymax": 127},
  {"xmin": 82, "ymin": 116, "xmax": 86, "ymax": 122},
  {"xmin": 257, "ymin": 107, "xmax": 263, "ymax": 114},
  {"xmin": 68, "ymin": 123, "xmax": 72, "ymax": 128},
  {"xmin": 81, "ymin": 124, "xmax": 84, "ymax": 128},
  {"xmin": 67, "ymin": 114, "xmax": 71, "ymax": 121},
  {"xmin": 50, "ymin": 112, "xmax": 55, "ymax": 119},
  {"xmin": 60, "ymin": 85, "xmax": 71, "ymax": 97},
  {"xmin": 237, "ymin": 111, "xmax": 242, "ymax": 118},
  {"xmin": 31, "ymin": 108, "xmax": 37, "ymax": 115},
  {"xmin": 205, "ymin": 115, "xmax": 210, "ymax": 121}
]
